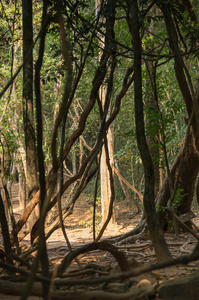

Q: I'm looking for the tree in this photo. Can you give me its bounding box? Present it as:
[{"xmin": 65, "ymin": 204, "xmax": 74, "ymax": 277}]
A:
[
  {"xmin": 22, "ymin": 0, "xmax": 39, "ymax": 230},
  {"xmin": 1, "ymin": 1, "xmax": 199, "ymax": 298},
  {"xmin": 126, "ymin": 0, "xmax": 171, "ymax": 261},
  {"xmin": 93, "ymin": 0, "xmax": 116, "ymax": 226},
  {"xmin": 155, "ymin": 0, "xmax": 199, "ymax": 230},
  {"xmin": 144, "ymin": 16, "xmax": 160, "ymax": 198}
]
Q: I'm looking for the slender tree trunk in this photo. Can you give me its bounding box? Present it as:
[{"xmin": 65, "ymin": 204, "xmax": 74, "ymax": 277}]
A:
[
  {"xmin": 0, "ymin": 192, "xmax": 13, "ymax": 267},
  {"xmin": 144, "ymin": 14, "xmax": 160, "ymax": 198},
  {"xmin": 22, "ymin": 0, "xmax": 39, "ymax": 230},
  {"xmin": 126, "ymin": 0, "xmax": 171, "ymax": 261},
  {"xmin": 0, "ymin": 155, "xmax": 9, "ymax": 221},
  {"xmin": 72, "ymin": 145, "xmax": 77, "ymax": 175},
  {"xmin": 79, "ymin": 137, "xmax": 84, "ymax": 170},
  {"xmin": 12, "ymin": 83, "xmax": 27, "ymax": 209},
  {"xmin": 100, "ymin": 84, "xmax": 115, "ymax": 225},
  {"xmin": 96, "ymin": 0, "xmax": 116, "ymax": 225},
  {"xmin": 6, "ymin": 154, "xmax": 17, "ymax": 203},
  {"xmin": 18, "ymin": 163, "xmax": 26, "ymax": 209},
  {"xmin": 101, "ymin": 124, "xmax": 115, "ymax": 224},
  {"xmin": 145, "ymin": 60, "xmax": 160, "ymax": 198},
  {"xmin": 145, "ymin": 94, "xmax": 160, "ymax": 198}
]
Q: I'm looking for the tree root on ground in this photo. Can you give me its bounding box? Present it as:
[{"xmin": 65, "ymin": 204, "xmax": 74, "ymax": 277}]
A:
[{"xmin": 57, "ymin": 241, "xmax": 131, "ymax": 276}]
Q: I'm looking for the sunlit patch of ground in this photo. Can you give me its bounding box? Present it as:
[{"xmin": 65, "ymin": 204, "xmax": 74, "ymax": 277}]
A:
[{"xmin": 1, "ymin": 183, "xmax": 199, "ymax": 299}]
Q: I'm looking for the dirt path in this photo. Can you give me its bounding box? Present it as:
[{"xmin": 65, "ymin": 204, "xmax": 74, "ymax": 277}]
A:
[
  {"xmin": 11, "ymin": 183, "xmax": 199, "ymax": 268},
  {"xmin": 12, "ymin": 182, "xmax": 140, "ymax": 247},
  {"xmin": 1, "ymin": 183, "xmax": 199, "ymax": 299}
]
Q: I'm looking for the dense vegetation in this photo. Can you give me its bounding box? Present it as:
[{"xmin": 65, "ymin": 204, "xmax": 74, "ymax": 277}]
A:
[{"xmin": 0, "ymin": 0, "xmax": 199, "ymax": 299}]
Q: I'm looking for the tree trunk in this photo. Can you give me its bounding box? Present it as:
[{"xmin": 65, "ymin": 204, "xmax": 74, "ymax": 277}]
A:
[
  {"xmin": 0, "ymin": 193, "xmax": 13, "ymax": 266},
  {"xmin": 18, "ymin": 162, "xmax": 26, "ymax": 209},
  {"xmin": 144, "ymin": 48, "xmax": 160, "ymax": 198},
  {"xmin": 156, "ymin": 127, "xmax": 199, "ymax": 230},
  {"xmin": 0, "ymin": 155, "xmax": 9, "ymax": 221},
  {"xmin": 22, "ymin": 0, "xmax": 39, "ymax": 230},
  {"xmin": 145, "ymin": 93, "xmax": 160, "ymax": 198},
  {"xmin": 96, "ymin": 0, "xmax": 116, "ymax": 225},
  {"xmin": 101, "ymin": 124, "xmax": 115, "ymax": 224},
  {"xmin": 126, "ymin": 0, "xmax": 171, "ymax": 261},
  {"xmin": 156, "ymin": 1, "xmax": 199, "ymax": 230}
]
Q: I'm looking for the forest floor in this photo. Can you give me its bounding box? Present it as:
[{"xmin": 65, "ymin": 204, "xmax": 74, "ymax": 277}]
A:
[{"xmin": 1, "ymin": 183, "xmax": 199, "ymax": 299}]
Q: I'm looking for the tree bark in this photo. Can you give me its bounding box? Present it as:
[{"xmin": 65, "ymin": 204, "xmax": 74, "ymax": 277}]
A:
[
  {"xmin": 144, "ymin": 51, "xmax": 160, "ymax": 198},
  {"xmin": 18, "ymin": 163, "xmax": 26, "ymax": 209},
  {"xmin": 96, "ymin": 0, "xmax": 116, "ymax": 225},
  {"xmin": 0, "ymin": 193, "xmax": 13, "ymax": 266},
  {"xmin": 22, "ymin": 0, "xmax": 39, "ymax": 230},
  {"xmin": 157, "ymin": 127, "xmax": 199, "ymax": 229},
  {"xmin": 155, "ymin": 1, "xmax": 199, "ymax": 229},
  {"xmin": 126, "ymin": 0, "xmax": 171, "ymax": 261},
  {"xmin": 33, "ymin": 1, "xmax": 51, "ymax": 298},
  {"xmin": 101, "ymin": 125, "xmax": 115, "ymax": 224}
]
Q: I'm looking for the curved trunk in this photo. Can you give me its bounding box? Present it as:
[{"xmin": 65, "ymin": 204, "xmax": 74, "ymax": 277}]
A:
[
  {"xmin": 156, "ymin": 1, "xmax": 199, "ymax": 230},
  {"xmin": 157, "ymin": 128, "xmax": 199, "ymax": 229}
]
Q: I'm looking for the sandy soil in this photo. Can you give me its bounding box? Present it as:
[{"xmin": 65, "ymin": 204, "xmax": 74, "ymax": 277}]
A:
[{"xmin": 1, "ymin": 183, "xmax": 199, "ymax": 299}]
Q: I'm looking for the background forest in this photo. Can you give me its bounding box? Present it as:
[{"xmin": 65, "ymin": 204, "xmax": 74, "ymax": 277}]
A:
[{"xmin": 0, "ymin": 0, "xmax": 199, "ymax": 299}]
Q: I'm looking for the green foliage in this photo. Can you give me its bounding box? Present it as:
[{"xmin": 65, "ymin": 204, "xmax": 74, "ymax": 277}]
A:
[
  {"xmin": 156, "ymin": 188, "xmax": 186, "ymax": 213},
  {"xmin": 156, "ymin": 205, "xmax": 167, "ymax": 213},
  {"xmin": 78, "ymin": 197, "xmax": 102, "ymax": 228},
  {"xmin": 0, "ymin": 0, "xmax": 198, "ymax": 218},
  {"xmin": 144, "ymin": 58, "xmax": 186, "ymax": 170},
  {"xmin": 173, "ymin": 188, "xmax": 186, "ymax": 209}
]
